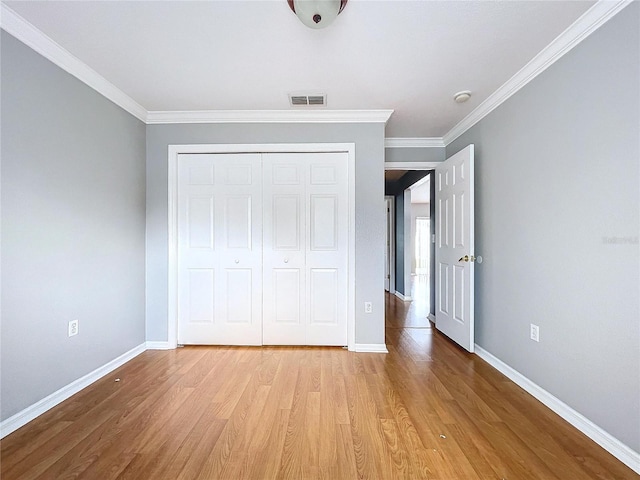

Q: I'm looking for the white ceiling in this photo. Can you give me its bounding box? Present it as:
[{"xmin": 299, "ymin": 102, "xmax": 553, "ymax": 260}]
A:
[{"xmin": 3, "ymin": 0, "xmax": 596, "ymax": 138}]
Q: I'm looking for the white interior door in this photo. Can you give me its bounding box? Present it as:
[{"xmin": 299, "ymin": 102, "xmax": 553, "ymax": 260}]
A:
[
  {"xmin": 263, "ymin": 152, "xmax": 348, "ymax": 346},
  {"xmin": 435, "ymin": 145, "xmax": 475, "ymax": 352},
  {"xmin": 177, "ymin": 153, "xmax": 263, "ymax": 345}
]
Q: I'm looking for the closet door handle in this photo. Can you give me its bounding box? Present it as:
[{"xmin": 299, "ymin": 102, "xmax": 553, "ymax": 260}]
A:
[
  {"xmin": 284, "ymin": 257, "xmax": 289, "ymax": 264},
  {"xmin": 235, "ymin": 259, "xmax": 240, "ymax": 264}
]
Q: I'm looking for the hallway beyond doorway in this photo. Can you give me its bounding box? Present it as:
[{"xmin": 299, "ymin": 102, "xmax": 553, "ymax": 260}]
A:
[{"xmin": 385, "ymin": 274, "xmax": 431, "ymax": 330}]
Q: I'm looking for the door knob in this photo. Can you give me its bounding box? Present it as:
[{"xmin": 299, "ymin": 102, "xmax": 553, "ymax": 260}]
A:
[
  {"xmin": 235, "ymin": 259, "xmax": 239, "ymax": 264},
  {"xmin": 284, "ymin": 257, "xmax": 289, "ymax": 263},
  {"xmin": 458, "ymin": 255, "xmax": 476, "ymax": 262}
]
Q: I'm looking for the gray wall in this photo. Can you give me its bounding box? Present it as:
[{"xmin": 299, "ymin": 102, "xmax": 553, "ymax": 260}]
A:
[
  {"xmin": 385, "ymin": 147, "xmax": 445, "ymax": 163},
  {"xmin": 146, "ymin": 123, "xmax": 386, "ymax": 345},
  {"xmin": 447, "ymin": 4, "xmax": 639, "ymax": 451},
  {"xmin": 1, "ymin": 32, "xmax": 147, "ymax": 420}
]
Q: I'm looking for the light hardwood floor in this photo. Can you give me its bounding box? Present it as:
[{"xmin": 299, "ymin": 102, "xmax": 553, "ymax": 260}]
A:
[{"xmin": 1, "ymin": 293, "xmax": 636, "ymax": 479}]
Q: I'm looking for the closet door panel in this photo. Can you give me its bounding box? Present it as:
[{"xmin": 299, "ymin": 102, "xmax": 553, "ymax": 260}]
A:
[
  {"xmin": 305, "ymin": 153, "xmax": 348, "ymax": 346},
  {"xmin": 262, "ymin": 156, "xmax": 306, "ymax": 344},
  {"xmin": 264, "ymin": 152, "xmax": 348, "ymax": 346},
  {"xmin": 178, "ymin": 153, "xmax": 262, "ymax": 345}
]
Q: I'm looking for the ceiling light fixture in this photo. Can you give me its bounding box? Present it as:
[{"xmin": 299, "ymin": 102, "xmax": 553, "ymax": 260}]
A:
[
  {"xmin": 453, "ymin": 91, "xmax": 472, "ymax": 103},
  {"xmin": 287, "ymin": 0, "xmax": 348, "ymax": 29}
]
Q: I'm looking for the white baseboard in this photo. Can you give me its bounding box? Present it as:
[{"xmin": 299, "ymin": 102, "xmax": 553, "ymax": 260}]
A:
[
  {"xmin": 0, "ymin": 343, "xmax": 146, "ymax": 439},
  {"xmin": 394, "ymin": 291, "xmax": 412, "ymax": 302},
  {"xmin": 474, "ymin": 345, "xmax": 640, "ymax": 475},
  {"xmin": 146, "ymin": 341, "xmax": 172, "ymax": 350},
  {"xmin": 355, "ymin": 343, "xmax": 389, "ymax": 353}
]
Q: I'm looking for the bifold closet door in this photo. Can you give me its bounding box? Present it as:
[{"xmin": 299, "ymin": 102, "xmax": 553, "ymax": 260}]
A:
[
  {"xmin": 177, "ymin": 153, "xmax": 263, "ymax": 345},
  {"xmin": 262, "ymin": 152, "xmax": 348, "ymax": 346}
]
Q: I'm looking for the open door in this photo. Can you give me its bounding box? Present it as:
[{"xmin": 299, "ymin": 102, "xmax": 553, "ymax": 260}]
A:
[{"xmin": 435, "ymin": 145, "xmax": 475, "ymax": 352}]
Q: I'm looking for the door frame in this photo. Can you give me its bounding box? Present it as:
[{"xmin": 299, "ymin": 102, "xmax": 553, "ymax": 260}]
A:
[
  {"xmin": 384, "ymin": 162, "xmax": 440, "ymax": 303},
  {"xmin": 384, "ymin": 195, "xmax": 395, "ymax": 293},
  {"xmin": 403, "ymin": 188, "xmax": 412, "ymax": 300},
  {"xmin": 168, "ymin": 143, "xmax": 356, "ymax": 350}
]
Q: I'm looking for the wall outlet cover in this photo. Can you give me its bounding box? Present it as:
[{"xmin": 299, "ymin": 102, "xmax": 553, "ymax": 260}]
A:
[
  {"xmin": 530, "ymin": 324, "xmax": 540, "ymax": 342},
  {"xmin": 68, "ymin": 320, "xmax": 79, "ymax": 337}
]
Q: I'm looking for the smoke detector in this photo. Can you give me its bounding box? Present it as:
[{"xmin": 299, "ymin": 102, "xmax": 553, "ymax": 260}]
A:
[
  {"xmin": 289, "ymin": 94, "xmax": 327, "ymax": 107},
  {"xmin": 453, "ymin": 91, "xmax": 472, "ymax": 103}
]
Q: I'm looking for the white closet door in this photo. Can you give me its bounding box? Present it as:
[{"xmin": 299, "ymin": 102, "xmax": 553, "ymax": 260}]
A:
[
  {"xmin": 177, "ymin": 153, "xmax": 262, "ymax": 345},
  {"xmin": 306, "ymin": 153, "xmax": 348, "ymax": 345},
  {"xmin": 262, "ymin": 156, "xmax": 306, "ymax": 344},
  {"xmin": 263, "ymin": 152, "xmax": 348, "ymax": 346}
]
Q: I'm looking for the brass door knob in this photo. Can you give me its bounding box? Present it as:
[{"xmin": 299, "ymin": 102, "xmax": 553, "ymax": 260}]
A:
[{"xmin": 458, "ymin": 255, "xmax": 476, "ymax": 262}]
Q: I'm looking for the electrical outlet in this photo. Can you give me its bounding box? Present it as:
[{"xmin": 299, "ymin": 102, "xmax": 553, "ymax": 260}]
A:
[
  {"xmin": 530, "ymin": 323, "xmax": 539, "ymax": 342},
  {"xmin": 68, "ymin": 319, "xmax": 79, "ymax": 337},
  {"xmin": 364, "ymin": 302, "xmax": 373, "ymax": 314}
]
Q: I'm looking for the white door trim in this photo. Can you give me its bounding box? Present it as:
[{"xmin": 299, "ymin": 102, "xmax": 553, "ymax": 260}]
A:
[
  {"xmin": 168, "ymin": 143, "xmax": 356, "ymax": 351},
  {"xmin": 384, "ymin": 195, "xmax": 395, "ymax": 293},
  {"xmin": 384, "ymin": 161, "xmax": 442, "ymax": 170},
  {"xmin": 403, "ymin": 189, "xmax": 413, "ymax": 301}
]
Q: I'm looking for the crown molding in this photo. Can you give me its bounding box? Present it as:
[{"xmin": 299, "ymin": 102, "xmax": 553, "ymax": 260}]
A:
[
  {"xmin": 384, "ymin": 162, "xmax": 441, "ymax": 170},
  {"xmin": 385, "ymin": 137, "xmax": 445, "ymax": 148},
  {"xmin": 0, "ymin": 4, "xmax": 148, "ymax": 122},
  {"xmin": 443, "ymin": 0, "xmax": 633, "ymax": 146},
  {"xmin": 146, "ymin": 109, "xmax": 394, "ymax": 125}
]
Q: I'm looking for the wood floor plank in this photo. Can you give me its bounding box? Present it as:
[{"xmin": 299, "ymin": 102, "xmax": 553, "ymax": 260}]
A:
[
  {"xmin": 174, "ymin": 416, "xmax": 228, "ymax": 480},
  {"xmin": 145, "ymin": 406, "xmax": 223, "ymax": 479},
  {"xmin": 2, "ymin": 293, "xmax": 637, "ymax": 480},
  {"xmin": 277, "ymin": 362, "xmax": 311, "ymax": 479},
  {"xmin": 116, "ymin": 350, "xmax": 235, "ymax": 478},
  {"xmin": 194, "ymin": 365, "xmax": 265, "ymax": 479},
  {"xmin": 249, "ymin": 408, "xmax": 291, "ymax": 480}
]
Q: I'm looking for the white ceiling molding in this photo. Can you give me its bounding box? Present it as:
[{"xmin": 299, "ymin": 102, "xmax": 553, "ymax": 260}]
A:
[
  {"xmin": 0, "ymin": 3, "xmax": 148, "ymax": 123},
  {"xmin": 384, "ymin": 162, "xmax": 441, "ymax": 170},
  {"xmin": 385, "ymin": 138, "xmax": 445, "ymax": 148},
  {"xmin": 146, "ymin": 110, "xmax": 393, "ymax": 125},
  {"xmin": 442, "ymin": 0, "xmax": 632, "ymax": 146}
]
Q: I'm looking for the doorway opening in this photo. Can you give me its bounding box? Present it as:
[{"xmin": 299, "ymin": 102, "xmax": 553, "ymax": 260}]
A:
[
  {"xmin": 410, "ymin": 176, "xmax": 431, "ymax": 321},
  {"xmin": 384, "ymin": 162, "xmax": 437, "ymax": 329}
]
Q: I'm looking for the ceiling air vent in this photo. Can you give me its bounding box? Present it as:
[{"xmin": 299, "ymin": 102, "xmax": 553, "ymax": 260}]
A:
[{"xmin": 289, "ymin": 94, "xmax": 326, "ymax": 107}]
